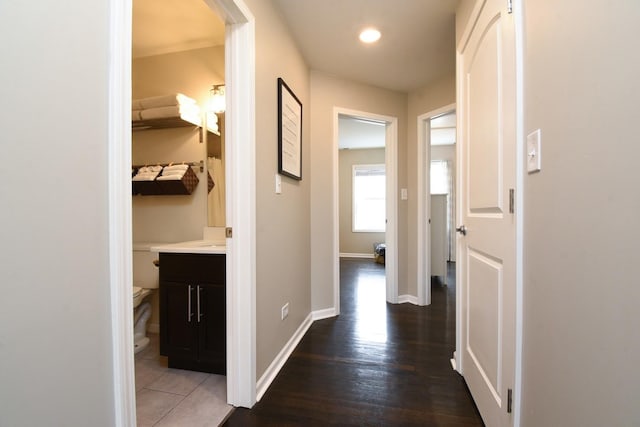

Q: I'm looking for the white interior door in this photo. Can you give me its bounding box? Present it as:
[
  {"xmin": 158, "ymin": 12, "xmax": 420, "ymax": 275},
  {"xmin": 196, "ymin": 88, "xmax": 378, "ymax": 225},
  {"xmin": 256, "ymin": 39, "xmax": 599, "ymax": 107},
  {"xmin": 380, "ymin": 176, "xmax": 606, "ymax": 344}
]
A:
[{"xmin": 458, "ymin": 0, "xmax": 516, "ymax": 425}]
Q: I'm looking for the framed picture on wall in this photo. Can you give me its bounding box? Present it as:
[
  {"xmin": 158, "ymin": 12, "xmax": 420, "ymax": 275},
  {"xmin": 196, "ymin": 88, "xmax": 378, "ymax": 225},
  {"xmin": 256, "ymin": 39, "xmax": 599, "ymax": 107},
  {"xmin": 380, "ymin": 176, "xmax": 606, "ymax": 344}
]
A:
[{"xmin": 277, "ymin": 77, "xmax": 303, "ymax": 180}]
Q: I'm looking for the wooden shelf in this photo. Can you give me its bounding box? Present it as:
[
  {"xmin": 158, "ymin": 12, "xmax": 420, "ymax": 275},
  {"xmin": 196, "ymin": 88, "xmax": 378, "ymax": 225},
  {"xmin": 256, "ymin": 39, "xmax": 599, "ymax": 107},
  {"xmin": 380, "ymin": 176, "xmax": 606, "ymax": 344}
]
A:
[
  {"xmin": 132, "ymin": 116, "xmax": 200, "ymax": 131},
  {"xmin": 132, "ymin": 116, "xmax": 220, "ymax": 136}
]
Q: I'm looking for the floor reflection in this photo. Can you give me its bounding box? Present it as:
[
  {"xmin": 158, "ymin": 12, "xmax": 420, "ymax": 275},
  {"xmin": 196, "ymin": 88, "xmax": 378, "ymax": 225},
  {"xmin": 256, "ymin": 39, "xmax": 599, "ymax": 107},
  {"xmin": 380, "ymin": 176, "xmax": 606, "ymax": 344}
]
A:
[{"xmin": 350, "ymin": 260, "xmax": 388, "ymax": 343}]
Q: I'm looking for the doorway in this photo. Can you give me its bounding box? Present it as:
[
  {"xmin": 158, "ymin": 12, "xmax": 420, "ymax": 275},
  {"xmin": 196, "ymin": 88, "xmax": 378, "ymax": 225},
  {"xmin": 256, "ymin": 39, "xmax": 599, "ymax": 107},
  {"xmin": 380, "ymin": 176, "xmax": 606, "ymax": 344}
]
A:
[
  {"xmin": 109, "ymin": 0, "xmax": 256, "ymax": 423},
  {"xmin": 417, "ymin": 103, "xmax": 456, "ymax": 306},
  {"xmin": 337, "ymin": 116, "xmax": 387, "ymax": 315},
  {"xmin": 333, "ymin": 108, "xmax": 398, "ymax": 313}
]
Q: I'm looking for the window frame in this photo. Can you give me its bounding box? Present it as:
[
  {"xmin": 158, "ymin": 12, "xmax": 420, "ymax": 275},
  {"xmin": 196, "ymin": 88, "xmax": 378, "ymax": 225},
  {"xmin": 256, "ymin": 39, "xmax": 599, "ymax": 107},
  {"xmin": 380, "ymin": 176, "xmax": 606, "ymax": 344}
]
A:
[{"xmin": 352, "ymin": 163, "xmax": 386, "ymax": 233}]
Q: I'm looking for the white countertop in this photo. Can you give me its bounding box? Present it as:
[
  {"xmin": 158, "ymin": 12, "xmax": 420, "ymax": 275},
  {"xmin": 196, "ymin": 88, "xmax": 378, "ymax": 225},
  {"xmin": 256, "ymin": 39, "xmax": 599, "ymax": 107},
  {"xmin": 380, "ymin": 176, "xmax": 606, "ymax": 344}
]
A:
[{"xmin": 151, "ymin": 240, "xmax": 226, "ymax": 254}]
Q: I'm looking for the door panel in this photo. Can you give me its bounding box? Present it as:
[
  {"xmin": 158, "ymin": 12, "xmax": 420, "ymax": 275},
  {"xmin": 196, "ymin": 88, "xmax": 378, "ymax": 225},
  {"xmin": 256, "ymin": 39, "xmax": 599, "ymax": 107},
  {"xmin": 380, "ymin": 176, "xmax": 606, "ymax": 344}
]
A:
[
  {"xmin": 458, "ymin": 0, "xmax": 516, "ymax": 425},
  {"xmin": 468, "ymin": 17, "xmax": 502, "ymax": 213},
  {"xmin": 467, "ymin": 249, "xmax": 502, "ymax": 399}
]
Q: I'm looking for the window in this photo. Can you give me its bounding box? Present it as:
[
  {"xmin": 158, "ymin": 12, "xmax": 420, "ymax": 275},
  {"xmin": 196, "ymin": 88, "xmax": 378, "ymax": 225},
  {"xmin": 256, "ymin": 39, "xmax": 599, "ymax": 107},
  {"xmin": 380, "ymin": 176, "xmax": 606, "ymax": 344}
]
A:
[
  {"xmin": 352, "ymin": 164, "xmax": 386, "ymax": 232},
  {"xmin": 430, "ymin": 160, "xmax": 450, "ymax": 194}
]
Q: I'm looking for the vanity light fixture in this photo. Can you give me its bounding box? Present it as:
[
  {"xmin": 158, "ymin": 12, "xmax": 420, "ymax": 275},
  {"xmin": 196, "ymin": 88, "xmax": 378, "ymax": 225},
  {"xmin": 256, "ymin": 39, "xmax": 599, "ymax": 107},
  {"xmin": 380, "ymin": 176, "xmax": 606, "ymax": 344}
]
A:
[
  {"xmin": 359, "ymin": 28, "xmax": 381, "ymax": 44},
  {"xmin": 209, "ymin": 84, "xmax": 226, "ymax": 114}
]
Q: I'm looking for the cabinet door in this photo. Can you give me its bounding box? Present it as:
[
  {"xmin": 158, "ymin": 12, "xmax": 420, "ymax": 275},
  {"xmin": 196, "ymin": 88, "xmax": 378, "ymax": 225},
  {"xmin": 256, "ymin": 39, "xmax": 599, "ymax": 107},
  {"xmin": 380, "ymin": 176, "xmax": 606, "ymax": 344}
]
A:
[
  {"xmin": 160, "ymin": 281, "xmax": 198, "ymax": 361},
  {"xmin": 197, "ymin": 283, "xmax": 226, "ymax": 374}
]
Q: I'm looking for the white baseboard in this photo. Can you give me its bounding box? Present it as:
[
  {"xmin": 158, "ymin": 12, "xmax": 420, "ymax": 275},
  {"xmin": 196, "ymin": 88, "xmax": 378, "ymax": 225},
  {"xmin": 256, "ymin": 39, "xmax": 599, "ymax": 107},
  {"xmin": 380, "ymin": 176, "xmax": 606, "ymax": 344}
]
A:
[
  {"xmin": 255, "ymin": 307, "xmax": 338, "ymax": 402},
  {"xmin": 312, "ymin": 307, "xmax": 337, "ymax": 321},
  {"xmin": 339, "ymin": 252, "xmax": 374, "ymax": 259},
  {"xmin": 147, "ymin": 323, "xmax": 159, "ymax": 334},
  {"xmin": 256, "ymin": 313, "xmax": 313, "ymax": 402},
  {"xmin": 398, "ymin": 294, "xmax": 418, "ymax": 305}
]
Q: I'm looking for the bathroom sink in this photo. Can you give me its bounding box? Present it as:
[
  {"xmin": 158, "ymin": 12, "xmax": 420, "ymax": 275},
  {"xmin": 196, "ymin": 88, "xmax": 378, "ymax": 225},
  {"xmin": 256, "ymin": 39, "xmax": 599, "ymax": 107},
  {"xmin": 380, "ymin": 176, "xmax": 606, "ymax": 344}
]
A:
[
  {"xmin": 151, "ymin": 240, "xmax": 226, "ymax": 254},
  {"xmin": 183, "ymin": 240, "xmax": 220, "ymax": 247}
]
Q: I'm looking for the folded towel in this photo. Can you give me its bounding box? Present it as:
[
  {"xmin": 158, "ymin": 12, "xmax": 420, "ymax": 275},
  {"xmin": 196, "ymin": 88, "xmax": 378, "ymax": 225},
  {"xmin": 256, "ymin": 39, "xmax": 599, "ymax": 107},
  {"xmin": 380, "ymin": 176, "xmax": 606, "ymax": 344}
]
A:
[
  {"xmin": 138, "ymin": 94, "xmax": 197, "ymax": 109},
  {"xmin": 206, "ymin": 111, "xmax": 218, "ymax": 124},
  {"xmin": 137, "ymin": 165, "xmax": 163, "ymax": 173},
  {"xmin": 162, "ymin": 164, "xmax": 189, "ymax": 173},
  {"xmin": 132, "ymin": 110, "xmax": 142, "ymax": 121},
  {"xmin": 131, "ymin": 99, "xmax": 143, "ymax": 110},
  {"xmin": 207, "ymin": 123, "xmax": 219, "ymax": 134},
  {"xmin": 132, "ymin": 173, "xmax": 159, "ymax": 181},
  {"xmin": 157, "ymin": 174, "xmax": 185, "ymax": 181},
  {"xmin": 139, "ymin": 104, "xmax": 201, "ymax": 121}
]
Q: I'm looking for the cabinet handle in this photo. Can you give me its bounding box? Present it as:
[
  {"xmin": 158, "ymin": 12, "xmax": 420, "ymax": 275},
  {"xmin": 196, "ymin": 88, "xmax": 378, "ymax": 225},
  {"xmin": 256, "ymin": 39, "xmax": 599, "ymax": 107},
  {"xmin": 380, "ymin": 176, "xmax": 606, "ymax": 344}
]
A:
[
  {"xmin": 197, "ymin": 285, "xmax": 202, "ymax": 323},
  {"xmin": 188, "ymin": 285, "xmax": 193, "ymax": 323}
]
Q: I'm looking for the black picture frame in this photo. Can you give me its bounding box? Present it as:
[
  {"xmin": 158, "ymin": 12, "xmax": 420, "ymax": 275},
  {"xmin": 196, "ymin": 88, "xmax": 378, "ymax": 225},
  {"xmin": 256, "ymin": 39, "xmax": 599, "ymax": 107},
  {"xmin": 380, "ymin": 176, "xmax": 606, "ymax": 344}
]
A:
[{"xmin": 277, "ymin": 78, "xmax": 303, "ymax": 180}]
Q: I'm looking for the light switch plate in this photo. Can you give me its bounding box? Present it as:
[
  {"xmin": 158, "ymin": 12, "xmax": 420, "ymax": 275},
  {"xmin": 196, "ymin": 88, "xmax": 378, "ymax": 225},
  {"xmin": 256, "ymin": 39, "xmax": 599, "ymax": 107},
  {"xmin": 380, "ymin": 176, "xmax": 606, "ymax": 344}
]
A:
[
  {"xmin": 527, "ymin": 129, "xmax": 541, "ymax": 173},
  {"xmin": 401, "ymin": 188, "xmax": 408, "ymax": 200},
  {"xmin": 275, "ymin": 173, "xmax": 282, "ymax": 194}
]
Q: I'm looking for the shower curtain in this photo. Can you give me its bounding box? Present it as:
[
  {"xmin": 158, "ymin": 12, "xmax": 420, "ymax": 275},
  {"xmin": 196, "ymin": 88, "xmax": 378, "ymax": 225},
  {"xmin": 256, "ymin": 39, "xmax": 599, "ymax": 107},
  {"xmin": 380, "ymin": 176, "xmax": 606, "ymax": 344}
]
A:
[{"xmin": 207, "ymin": 156, "xmax": 225, "ymax": 225}]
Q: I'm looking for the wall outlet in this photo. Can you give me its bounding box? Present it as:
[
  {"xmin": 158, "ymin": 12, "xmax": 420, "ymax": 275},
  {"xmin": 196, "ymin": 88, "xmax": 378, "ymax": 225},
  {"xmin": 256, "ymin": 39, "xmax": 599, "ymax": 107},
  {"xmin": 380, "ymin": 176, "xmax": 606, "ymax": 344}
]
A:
[{"xmin": 281, "ymin": 302, "xmax": 289, "ymax": 320}]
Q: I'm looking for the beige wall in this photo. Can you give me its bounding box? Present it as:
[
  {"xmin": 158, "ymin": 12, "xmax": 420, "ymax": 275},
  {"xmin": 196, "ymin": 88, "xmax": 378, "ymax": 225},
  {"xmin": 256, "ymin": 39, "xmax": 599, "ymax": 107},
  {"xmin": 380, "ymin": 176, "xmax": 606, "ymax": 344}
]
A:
[
  {"xmin": 310, "ymin": 72, "xmax": 408, "ymax": 309},
  {"xmin": 244, "ymin": 0, "xmax": 312, "ymax": 379},
  {"xmin": 406, "ymin": 75, "xmax": 456, "ymax": 296},
  {"xmin": 339, "ymin": 148, "xmax": 386, "ymax": 254},
  {"xmin": 0, "ymin": 0, "xmax": 116, "ymax": 425},
  {"xmin": 132, "ymin": 46, "xmax": 225, "ymax": 243},
  {"xmin": 455, "ymin": 0, "xmax": 476, "ymax": 47},
  {"xmin": 520, "ymin": 0, "xmax": 640, "ymax": 424}
]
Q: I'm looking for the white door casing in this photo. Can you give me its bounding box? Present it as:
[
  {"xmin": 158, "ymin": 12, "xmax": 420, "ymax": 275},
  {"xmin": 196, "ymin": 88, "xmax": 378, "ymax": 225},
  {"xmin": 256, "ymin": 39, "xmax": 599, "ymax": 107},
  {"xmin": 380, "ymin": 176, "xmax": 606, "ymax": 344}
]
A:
[
  {"xmin": 417, "ymin": 104, "xmax": 455, "ymax": 306},
  {"xmin": 333, "ymin": 107, "xmax": 398, "ymax": 312},
  {"xmin": 457, "ymin": 0, "xmax": 517, "ymax": 425},
  {"xmin": 108, "ymin": 0, "xmax": 256, "ymax": 424}
]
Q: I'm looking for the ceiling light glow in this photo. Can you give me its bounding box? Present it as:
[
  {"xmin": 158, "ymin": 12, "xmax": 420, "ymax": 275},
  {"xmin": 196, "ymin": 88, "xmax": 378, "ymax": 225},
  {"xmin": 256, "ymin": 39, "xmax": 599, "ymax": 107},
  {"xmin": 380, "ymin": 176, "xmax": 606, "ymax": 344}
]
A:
[{"xmin": 359, "ymin": 28, "xmax": 381, "ymax": 44}]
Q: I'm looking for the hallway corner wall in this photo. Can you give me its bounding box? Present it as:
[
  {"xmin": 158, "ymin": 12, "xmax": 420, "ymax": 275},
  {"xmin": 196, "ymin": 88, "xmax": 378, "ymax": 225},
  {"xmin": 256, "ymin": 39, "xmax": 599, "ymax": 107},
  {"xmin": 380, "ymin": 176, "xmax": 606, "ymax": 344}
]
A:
[
  {"xmin": 0, "ymin": 0, "xmax": 117, "ymax": 425},
  {"xmin": 244, "ymin": 0, "xmax": 312, "ymax": 381},
  {"xmin": 406, "ymin": 75, "xmax": 456, "ymax": 298},
  {"xmin": 309, "ymin": 72, "xmax": 408, "ymax": 309},
  {"xmin": 520, "ymin": 0, "xmax": 640, "ymax": 424}
]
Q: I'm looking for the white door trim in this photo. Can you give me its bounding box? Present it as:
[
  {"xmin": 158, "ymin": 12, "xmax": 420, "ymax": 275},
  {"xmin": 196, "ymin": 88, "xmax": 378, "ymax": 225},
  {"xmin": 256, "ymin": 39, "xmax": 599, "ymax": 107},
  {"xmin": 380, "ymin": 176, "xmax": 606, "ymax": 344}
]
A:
[
  {"xmin": 513, "ymin": 1, "xmax": 525, "ymax": 424},
  {"xmin": 332, "ymin": 107, "xmax": 398, "ymax": 313},
  {"xmin": 214, "ymin": 0, "xmax": 257, "ymax": 408},
  {"xmin": 416, "ymin": 103, "xmax": 456, "ymax": 306},
  {"xmin": 108, "ymin": 1, "xmax": 256, "ymax": 424},
  {"xmin": 107, "ymin": 0, "xmax": 134, "ymax": 423}
]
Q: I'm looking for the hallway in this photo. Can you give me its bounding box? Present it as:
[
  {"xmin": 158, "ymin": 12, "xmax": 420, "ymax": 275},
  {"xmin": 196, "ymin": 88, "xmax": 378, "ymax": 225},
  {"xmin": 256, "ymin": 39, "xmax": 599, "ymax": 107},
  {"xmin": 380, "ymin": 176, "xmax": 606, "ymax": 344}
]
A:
[{"xmin": 224, "ymin": 259, "xmax": 482, "ymax": 425}]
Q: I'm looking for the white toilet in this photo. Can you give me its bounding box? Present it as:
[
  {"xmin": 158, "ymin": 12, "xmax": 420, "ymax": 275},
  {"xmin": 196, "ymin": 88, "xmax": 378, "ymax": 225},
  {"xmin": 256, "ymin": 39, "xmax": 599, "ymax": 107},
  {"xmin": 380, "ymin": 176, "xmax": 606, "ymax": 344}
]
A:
[{"xmin": 133, "ymin": 243, "xmax": 160, "ymax": 354}]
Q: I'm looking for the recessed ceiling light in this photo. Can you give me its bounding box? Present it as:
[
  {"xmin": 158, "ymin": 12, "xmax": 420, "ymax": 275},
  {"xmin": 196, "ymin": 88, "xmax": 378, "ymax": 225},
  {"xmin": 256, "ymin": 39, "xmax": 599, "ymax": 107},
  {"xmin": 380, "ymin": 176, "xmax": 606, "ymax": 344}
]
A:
[{"xmin": 359, "ymin": 28, "xmax": 381, "ymax": 44}]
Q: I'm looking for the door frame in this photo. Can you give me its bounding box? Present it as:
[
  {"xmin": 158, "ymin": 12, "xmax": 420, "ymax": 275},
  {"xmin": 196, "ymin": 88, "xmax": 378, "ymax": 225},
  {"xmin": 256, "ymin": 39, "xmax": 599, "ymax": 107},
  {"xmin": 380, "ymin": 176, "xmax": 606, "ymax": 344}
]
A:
[
  {"xmin": 108, "ymin": 0, "xmax": 256, "ymax": 424},
  {"xmin": 417, "ymin": 103, "xmax": 456, "ymax": 306},
  {"xmin": 333, "ymin": 107, "xmax": 399, "ymax": 312},
  {"xmin": 454, "ymin": 0, "xmax": 524, "ymax": 424}
]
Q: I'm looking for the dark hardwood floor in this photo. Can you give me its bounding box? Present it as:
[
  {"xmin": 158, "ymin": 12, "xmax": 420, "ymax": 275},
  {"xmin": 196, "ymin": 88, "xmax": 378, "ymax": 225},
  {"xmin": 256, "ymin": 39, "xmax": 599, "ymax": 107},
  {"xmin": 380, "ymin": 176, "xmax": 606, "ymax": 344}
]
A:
[{"xmin": 223, "ymin": 259, "xmax": 483, "ymax": 426}]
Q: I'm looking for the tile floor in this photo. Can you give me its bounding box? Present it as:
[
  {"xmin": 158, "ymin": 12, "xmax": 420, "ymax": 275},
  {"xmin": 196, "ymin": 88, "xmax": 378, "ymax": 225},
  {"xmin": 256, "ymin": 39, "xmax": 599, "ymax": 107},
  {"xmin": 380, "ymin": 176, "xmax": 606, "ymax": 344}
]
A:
[{"xmin": 135, "ymin": 334, "xmax": 233, "ymax": 426}]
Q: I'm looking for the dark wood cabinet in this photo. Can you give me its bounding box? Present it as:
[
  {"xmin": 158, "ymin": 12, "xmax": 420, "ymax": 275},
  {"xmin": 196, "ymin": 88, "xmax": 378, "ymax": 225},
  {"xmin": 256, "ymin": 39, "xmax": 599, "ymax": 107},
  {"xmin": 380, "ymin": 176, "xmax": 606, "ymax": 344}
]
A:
[{"xmin": 159, "ymin": 253, "xmax": 226, "ymax": 374}]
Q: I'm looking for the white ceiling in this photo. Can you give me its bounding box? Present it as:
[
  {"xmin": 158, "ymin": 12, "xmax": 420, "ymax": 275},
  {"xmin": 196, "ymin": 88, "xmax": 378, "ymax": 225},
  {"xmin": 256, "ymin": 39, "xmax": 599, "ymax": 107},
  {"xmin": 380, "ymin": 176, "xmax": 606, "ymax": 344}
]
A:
[
  {"xmin": 133, "ymin": 0, "xmax": 458, "ymax": 91},
  {"xmin": 339, "ymin": 117, "xmax": 386, "ymax": 149},
  {"xmin": 132, "ymin": 0, "xmax": 224, "ymax": 58},
  {"xmin": 271, "ymin": 0, "xmax": 459, "ymax": 92},
  {"xmin": 431, "ymin": 112, "xmax": 456, "ymax": 146}
]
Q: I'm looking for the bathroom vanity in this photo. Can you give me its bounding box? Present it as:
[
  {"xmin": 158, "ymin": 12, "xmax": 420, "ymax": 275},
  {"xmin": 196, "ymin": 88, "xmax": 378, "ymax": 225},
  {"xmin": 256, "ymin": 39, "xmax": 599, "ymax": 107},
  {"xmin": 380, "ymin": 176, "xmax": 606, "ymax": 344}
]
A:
[{"xmin": 153, "ymin": 242, "xmax": 226, "ymax": 375}]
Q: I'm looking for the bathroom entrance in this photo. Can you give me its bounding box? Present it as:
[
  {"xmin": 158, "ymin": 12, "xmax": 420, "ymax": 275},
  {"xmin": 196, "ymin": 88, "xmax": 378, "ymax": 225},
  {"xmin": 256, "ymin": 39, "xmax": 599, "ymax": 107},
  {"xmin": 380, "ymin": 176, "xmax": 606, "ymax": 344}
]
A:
[{"xmin": 130, "ymin": 0, "xmax": 231, "ymax": 423}]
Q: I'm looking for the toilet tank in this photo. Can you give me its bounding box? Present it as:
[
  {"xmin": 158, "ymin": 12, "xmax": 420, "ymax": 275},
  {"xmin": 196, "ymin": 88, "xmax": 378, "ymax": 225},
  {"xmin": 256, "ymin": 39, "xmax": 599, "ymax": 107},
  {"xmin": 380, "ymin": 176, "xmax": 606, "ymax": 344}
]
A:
[{"xmin": 133, "ymin": 243, "xmax": 160, "ymax": 289}]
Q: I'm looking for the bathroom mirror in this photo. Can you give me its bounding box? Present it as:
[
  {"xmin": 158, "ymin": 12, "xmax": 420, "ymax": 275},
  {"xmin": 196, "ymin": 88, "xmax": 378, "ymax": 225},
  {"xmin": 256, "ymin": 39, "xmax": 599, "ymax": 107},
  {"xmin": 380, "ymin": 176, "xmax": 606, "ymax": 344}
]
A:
[{"xmin": 207, "ymin": 113, "xmax": 226, "ymax": 227}]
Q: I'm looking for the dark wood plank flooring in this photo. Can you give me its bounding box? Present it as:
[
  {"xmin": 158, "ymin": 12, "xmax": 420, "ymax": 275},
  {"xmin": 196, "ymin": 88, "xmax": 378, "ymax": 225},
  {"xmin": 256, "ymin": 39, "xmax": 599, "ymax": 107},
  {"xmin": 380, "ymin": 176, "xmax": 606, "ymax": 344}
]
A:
[{"xmin": 223, "ymin": 259, "xmax": 483, "ymax": 426}]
